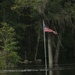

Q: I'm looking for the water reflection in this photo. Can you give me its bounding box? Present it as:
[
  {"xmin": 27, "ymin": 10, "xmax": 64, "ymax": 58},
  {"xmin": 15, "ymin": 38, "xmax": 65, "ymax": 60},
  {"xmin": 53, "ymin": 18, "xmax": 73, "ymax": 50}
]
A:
[
  {"xmin": 0, "ymin": 70, "xmax": 75, "ymax": 75},
  {"xmin": 0, "ymin": 65, "xmax": 75, "ymax": 75},
  {"xmin": 0, "ymin": 72, "xmax": 21, "ymax": 75},
  {"xmin": 61, "ymin": 69, "xmax": 75, "ymax": 75}
]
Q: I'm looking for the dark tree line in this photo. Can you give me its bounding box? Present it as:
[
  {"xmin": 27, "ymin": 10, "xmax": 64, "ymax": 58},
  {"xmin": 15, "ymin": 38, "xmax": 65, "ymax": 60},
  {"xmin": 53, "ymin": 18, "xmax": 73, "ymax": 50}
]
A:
[{"xmin": 0, "ymin": 0, "xmax": 75, "ymax": 67}]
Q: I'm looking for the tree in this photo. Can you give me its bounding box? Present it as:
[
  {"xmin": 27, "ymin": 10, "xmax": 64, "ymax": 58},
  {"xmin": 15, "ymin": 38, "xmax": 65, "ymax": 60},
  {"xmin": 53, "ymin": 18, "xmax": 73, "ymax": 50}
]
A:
[{"xmin": 0, "ymin": 22, "xmax": 20, "ymax": 67}]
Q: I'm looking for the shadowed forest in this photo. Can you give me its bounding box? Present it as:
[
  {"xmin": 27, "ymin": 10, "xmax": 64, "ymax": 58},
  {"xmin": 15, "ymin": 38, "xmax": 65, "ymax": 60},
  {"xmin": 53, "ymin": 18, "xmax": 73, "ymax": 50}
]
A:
[{"xmin": 0, "ymin": 0, "xmax": 75, "ymax": 68}]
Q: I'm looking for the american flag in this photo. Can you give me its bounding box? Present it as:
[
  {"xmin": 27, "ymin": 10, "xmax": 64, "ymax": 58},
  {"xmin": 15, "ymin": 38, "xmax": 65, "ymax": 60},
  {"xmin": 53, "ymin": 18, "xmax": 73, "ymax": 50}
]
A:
[
  {"xmin": 43, "ymin": 20, "xmax": 57, "ymax": 34},
  {"xmin": 44, "ymin": 27, "xmax": 57, "ymax": 34}
]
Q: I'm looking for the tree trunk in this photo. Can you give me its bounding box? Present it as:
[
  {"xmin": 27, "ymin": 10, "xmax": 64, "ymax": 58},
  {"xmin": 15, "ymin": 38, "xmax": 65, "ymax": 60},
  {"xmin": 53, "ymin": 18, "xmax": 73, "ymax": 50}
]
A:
[
  {"xmin": 54, "ymin": 40, "xmax": 60, "ymax": 64},
  {"xmin": 54, "ymin": 40, "xmax": 60, "ymax": 75},
  {"xmin": 54, "ymin": 32, "xmax": 62, "ymax": 64},
  {"xmin": 54, "ymin": 33, "xmax": 62, "ymax": 75},
  {"xmin": 34, "ymin": 33, "xmax": 40, "ymax": 61},
  {"xmin": 48, "ymin": 34, "xmax": 53, "ymax": 75}
]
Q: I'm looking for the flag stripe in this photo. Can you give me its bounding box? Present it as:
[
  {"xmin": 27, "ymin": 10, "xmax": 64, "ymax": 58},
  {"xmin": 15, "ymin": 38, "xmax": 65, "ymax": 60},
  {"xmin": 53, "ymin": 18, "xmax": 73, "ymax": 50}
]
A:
[
  {"xmin": 44, "ymin": 27, "xmax": 57, "ymax": 34},
  {"xmin": 44, "ymin": 27, "xmax": 53, "ymax": 32}
]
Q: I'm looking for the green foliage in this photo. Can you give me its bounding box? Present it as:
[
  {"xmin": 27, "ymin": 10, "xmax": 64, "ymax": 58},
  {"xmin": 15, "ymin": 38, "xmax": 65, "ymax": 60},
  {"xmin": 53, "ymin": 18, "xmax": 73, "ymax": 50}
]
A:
[
  {"xmin": 11, "ymin": 0, "xmax": 42, "ymax": 14},
  {"xmin": 0, "ymin": 0, "xmax": 75, "ymax": 64},
  {"xmin": 0, "ymin": 22, "xmax": 20, "ymax": 67},
  {"xmin": 8, "ymin": 52, "xmax": 20, "ymax": 64}
]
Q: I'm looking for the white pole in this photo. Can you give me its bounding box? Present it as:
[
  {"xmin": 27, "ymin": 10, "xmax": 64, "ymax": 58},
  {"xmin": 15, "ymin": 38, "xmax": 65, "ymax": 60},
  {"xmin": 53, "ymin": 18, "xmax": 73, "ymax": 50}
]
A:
[{"xmin": 43, "ymin": 20, "xmax": 48, "ymax": 75}]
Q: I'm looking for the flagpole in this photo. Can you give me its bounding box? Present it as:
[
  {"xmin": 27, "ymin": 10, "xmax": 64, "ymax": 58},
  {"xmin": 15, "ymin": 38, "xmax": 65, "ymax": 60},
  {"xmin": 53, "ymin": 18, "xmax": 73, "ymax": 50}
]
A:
[{"xmin": 43, "ymin": 20, "xmax": 48, "ymax": 75}]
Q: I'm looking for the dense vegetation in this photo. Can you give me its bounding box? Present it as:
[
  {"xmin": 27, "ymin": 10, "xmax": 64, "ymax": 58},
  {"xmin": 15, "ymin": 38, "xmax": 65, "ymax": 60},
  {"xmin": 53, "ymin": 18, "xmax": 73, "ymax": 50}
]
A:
[{"xmin": 0, "ymin": 0, "xmax": 75, "ymax": 67}]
